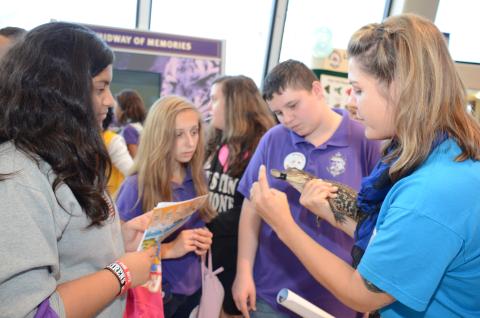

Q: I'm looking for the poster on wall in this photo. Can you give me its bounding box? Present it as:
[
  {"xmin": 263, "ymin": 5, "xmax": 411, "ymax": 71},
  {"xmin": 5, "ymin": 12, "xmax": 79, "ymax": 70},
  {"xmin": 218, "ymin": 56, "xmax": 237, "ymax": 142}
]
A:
[
  {"xmin": 86, "ymin": 24, "xmax": 224, "ymax": 120},
  {"xmin": 312, "ymin": 48, "xmax": 350, "ymax": 110},
  {"xmin": 319, "ymin": 73, "xmax": 350, "ymax": 109}
]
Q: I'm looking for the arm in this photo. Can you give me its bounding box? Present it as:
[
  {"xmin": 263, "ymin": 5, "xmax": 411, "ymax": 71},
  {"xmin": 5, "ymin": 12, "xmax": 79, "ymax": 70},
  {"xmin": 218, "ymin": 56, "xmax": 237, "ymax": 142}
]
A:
[
  {"xmin": 251, "ymin": 166, "xmax": 394, "ymax": 312},
  {"xmin": 0, "ymin": 171, "xmax": 153, "ymax": 318},
  {"xmin": 331, "ymin": 215, "xmax": 356, "ymax": 238},
  {"xmin": 56, "ymin": 249, "xmax": 155, "ymax": 318},
  {"xmin": 275, "ymin": 219, "xmax": 393, "ymax": 312},
  {"xmin": 56, "ymin": 188, "xmax": 155, "ymax": 317},
  {"xmin": 127, "ymin": 144, "xmax": 138, "ymax": 158},
  {"xmin": 121, "ymin": 210, "xmax": 152, "ymax": 252},
  {"xmin": 55, "ymin": 194, "xmax": 156, "ymax": 317},
  {"xmin": 232, "ymin": 199, "xmax": 261, "ymax": 318}
]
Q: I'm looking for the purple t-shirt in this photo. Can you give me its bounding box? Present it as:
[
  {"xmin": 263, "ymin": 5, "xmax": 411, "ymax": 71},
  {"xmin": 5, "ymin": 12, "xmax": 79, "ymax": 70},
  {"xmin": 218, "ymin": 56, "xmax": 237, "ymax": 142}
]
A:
[
  {"xmin": 237, "ymin": 110, "xmax": 381, "ymax": 318},
  {"xmin": 116, "ymin": 170, "xmax": 205, "ymax": 296}
]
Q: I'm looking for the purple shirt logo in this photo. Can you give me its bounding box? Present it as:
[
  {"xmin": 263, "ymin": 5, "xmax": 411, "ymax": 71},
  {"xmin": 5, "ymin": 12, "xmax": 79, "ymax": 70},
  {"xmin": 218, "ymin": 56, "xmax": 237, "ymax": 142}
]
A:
[
  {"xmin": 326, "ymin": 152, "xmax": 347, "ymax": 177},
  {"xmin": 283, "ymin": 152, "xmax": 306, "ymax": 170}
]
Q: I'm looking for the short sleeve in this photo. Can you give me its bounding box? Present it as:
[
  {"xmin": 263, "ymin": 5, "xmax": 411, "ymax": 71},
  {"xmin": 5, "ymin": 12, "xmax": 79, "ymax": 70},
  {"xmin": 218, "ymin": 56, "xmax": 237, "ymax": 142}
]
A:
[
  {"xmin": 358, "ymin": 207, "xmax": 463, "ymax": 311},
  {"xmin": 121, "ymin": 124, "xmax": 140, "ymax": 145},
  {"xmin": 237, "ymin": 133, "xmax": 268, "ymax": 198}
]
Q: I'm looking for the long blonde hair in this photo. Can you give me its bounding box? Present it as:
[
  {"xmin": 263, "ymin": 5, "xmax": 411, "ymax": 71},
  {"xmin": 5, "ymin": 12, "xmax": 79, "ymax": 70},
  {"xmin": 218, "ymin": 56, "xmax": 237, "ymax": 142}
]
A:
[
  {"xmin": 131, "ymin": 95, "xmax": 216, "ymax": 221},
  {"xmin": 348, "ymin": 13, "xmax": 480, "ymax": 181}
]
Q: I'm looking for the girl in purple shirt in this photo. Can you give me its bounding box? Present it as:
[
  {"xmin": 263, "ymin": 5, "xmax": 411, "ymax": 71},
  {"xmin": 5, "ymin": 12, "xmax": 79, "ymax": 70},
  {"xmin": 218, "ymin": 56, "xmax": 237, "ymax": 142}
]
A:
[{"xmin": 116, "ymin": 96, "xmax": 216, "ymax": 318}]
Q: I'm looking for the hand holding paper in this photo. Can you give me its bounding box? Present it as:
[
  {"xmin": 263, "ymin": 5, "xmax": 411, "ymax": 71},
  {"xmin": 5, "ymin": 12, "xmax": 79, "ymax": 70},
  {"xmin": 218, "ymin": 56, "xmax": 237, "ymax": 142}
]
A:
[
  {"xmin": 135, "ymin": 195, "xmax": 209, "ymax": 292},
  {"xmin": 122, "ymin": 210, "xmax": 154, "ymax": 252},
  {"xmin": 116, "ymin": 247, "xmax": 156, "ymax": 288}
]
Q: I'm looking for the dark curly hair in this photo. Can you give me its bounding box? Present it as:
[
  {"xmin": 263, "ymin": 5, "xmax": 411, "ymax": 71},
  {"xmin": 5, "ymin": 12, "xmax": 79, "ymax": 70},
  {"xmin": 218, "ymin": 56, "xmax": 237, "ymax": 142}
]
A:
[{"xmin": 0, "ymin": 22, "xmax": 114, "ymax": 226}]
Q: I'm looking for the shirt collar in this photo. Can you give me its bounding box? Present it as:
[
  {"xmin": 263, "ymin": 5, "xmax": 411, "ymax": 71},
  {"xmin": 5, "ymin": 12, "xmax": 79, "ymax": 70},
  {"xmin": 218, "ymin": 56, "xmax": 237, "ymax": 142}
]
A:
[
  {"xmin": 289, "ymin": 108, "xmax": 351, "ymax": 148},
  {"xmin": 172, "ymin": 165, "xmax": 193, "ymax": 190}
]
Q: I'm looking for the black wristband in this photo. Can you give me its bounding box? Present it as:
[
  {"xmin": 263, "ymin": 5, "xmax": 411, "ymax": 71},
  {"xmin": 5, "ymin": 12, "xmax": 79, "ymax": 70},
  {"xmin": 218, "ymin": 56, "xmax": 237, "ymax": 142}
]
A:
[{"xmin": 105, "ymin": 262, "xmax": 126, "ymax": 295}]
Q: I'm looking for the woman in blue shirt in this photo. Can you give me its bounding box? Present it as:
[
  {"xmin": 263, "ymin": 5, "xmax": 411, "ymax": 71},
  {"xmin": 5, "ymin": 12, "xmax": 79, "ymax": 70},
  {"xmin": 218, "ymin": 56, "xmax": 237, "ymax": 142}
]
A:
[{"xmin": 248, "ymin": 14, "xmax": 480, "ymax": 318}]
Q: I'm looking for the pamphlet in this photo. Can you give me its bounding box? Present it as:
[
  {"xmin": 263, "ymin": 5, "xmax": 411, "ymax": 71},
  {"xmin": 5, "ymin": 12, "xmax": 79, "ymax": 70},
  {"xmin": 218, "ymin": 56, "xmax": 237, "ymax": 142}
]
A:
[{"xmin": 137, "ymin": 194, "xmax": 209, "ymax": 292}]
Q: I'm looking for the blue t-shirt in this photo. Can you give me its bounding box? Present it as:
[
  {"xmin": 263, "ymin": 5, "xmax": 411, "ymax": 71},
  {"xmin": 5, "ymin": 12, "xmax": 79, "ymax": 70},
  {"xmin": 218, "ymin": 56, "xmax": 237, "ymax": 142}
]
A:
[
  {"xmin": 238, "ymin": 110, "xmax": 381, "ymax": 317},
  {"xmin": 359, "ymin": 139, "xmax": 480, "ymax": 318},
  {"xmin": 115, "ymin": 170, "xmax": 205, "ymax": 296}
]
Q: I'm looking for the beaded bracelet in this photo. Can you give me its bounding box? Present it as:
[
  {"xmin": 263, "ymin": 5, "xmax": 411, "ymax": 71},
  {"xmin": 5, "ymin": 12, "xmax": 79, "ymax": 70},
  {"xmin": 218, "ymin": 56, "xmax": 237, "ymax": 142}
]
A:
[{"xmin": 105, "ymin": 261, "xmax": 132, "ymax": 295}]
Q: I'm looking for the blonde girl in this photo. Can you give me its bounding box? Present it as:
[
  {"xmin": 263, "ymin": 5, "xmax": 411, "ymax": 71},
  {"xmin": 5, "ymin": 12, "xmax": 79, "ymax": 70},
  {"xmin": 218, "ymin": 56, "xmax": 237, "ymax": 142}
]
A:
[{"xmin": 116, "ymin": 95, "xmax": 216, "ymax": 318}]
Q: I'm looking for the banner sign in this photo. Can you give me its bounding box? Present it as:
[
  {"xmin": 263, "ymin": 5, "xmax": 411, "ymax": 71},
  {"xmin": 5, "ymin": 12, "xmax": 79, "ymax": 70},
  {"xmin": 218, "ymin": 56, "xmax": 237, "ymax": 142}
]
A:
[
  {"xmin": 85, "ymin": 24, "xmax": 224, "ymax": 119},
  {"xmin": 88, "ymin": 24, "xmax": 222, "ymax": 59}
]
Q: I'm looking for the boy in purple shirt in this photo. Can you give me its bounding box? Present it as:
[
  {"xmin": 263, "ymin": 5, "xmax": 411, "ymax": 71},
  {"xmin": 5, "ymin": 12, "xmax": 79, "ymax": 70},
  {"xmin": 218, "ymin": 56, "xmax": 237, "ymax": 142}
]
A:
[{"xmin": 232, "ymin": 60, "xmax": 381, "ymax": 318}]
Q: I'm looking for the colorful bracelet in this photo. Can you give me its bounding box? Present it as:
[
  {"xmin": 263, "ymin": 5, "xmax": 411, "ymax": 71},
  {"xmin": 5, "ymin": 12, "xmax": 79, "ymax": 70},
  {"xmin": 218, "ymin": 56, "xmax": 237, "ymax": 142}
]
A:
[
  {"xmin": 105, "ymin": 261, "xmax": 132, "ymax": 295},
  {"xmin": 117, "ymin": 261, "xmax": 132, "ymax": 294}
]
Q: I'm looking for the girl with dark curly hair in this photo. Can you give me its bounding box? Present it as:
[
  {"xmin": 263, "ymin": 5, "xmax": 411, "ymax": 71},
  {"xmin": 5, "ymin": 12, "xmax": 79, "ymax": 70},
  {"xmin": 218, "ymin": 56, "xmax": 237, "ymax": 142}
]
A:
[{"xmin": 0, "ymin": 22, "xmax": 155, "ymax": 317}]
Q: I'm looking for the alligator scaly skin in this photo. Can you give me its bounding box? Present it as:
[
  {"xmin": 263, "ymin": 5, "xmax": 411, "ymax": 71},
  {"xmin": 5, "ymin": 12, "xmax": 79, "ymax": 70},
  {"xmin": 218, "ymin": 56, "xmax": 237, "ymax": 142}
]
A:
[{"xmin": 270, "ymin": 168, "xmax": 363, "ymax": 223}]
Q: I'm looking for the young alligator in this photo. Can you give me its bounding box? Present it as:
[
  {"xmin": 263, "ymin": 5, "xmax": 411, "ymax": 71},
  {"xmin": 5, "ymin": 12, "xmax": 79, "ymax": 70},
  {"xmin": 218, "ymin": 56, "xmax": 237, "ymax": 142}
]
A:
[{"xmin": 270, "ymin": 168, "xmax": 364, "ymax": 224}]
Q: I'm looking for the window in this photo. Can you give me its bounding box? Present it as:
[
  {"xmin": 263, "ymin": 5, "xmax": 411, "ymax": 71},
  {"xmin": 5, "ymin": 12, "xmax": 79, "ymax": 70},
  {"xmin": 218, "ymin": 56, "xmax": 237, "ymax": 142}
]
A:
[
  {"xmin": 0, "ymin": 0, "xmax": 137, "ymax": 30},
  {"xmin": 435, "ymin": 0, "xmax": 480, "ymax": 64},
  {"xmin": 150, "ymin": 0, "xmax": 274, "ymax": 86},
  {"xmin": 280, "ymin": 0, "xmax": 387, "ymax": 66}
]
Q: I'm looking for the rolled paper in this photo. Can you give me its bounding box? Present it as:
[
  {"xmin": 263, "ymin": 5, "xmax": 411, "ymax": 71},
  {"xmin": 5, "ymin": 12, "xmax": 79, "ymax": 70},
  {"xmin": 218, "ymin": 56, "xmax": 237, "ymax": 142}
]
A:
[{"xmin": 277, "ymin": 288, "xmax": 335, "ymax": 318}]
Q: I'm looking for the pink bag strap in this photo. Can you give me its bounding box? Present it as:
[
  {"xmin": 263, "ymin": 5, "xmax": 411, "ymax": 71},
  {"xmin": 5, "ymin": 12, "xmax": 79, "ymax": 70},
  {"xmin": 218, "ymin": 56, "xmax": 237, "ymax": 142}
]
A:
[
  {"xmin": 201, "ymin": 252, "xmax": 207, "ymax": 278},
  {"xmin": 201, "ymin": 249, "xmax": 223, "ymax": 283},
  {"xmin": 208, "ymin": 248, "xmax": 213, "ymax": 272}
]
